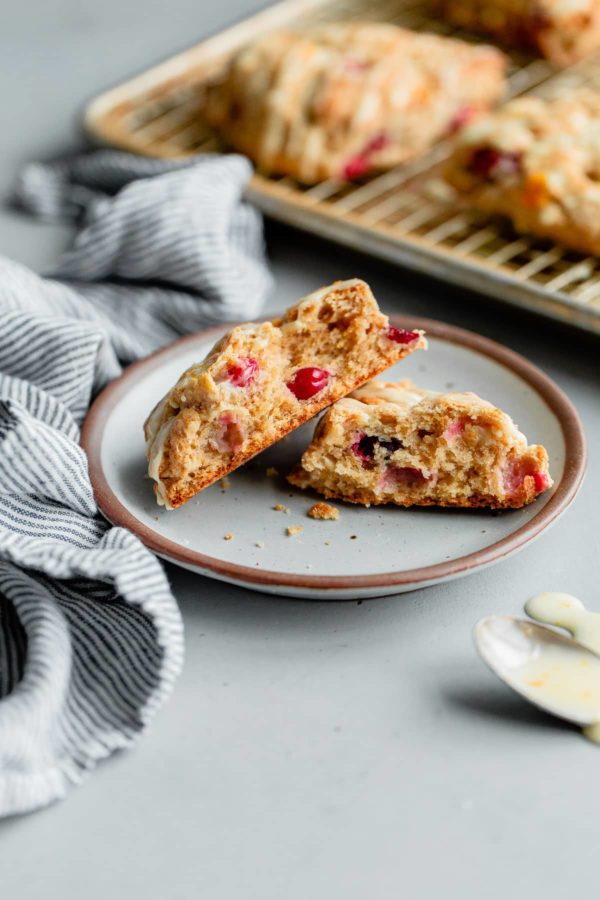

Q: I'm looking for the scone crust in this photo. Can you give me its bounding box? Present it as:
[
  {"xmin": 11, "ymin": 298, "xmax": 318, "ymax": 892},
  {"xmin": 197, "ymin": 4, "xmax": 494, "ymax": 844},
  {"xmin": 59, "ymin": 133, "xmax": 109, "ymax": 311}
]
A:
[
  {"xmin": 144, "ymin": 282, "xmax": 426, "ymax": 508},
  {"xmin": 203, "ymin": 22, "xmax": 506, "ymax": 183},
  {"xmin": 433, "ymin": 0, "xmax": 600, "ymax": 66},
  {"xmin": 444, "ymin": 91, "xmax": 600, "ymax": 255}
]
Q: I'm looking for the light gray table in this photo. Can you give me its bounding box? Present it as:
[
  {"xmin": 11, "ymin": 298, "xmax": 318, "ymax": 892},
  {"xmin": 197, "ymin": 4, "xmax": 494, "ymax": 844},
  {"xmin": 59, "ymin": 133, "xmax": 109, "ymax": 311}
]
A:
[{"xmin": 1, "ymin": 2, "xmax": 599, "ymax": 897}]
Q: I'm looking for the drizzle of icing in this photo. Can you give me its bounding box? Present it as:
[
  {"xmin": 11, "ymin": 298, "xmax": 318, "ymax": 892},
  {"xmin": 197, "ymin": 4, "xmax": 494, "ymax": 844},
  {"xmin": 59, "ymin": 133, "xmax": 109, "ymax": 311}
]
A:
[
  {"xmin": 525, "ymin": 592, "xmax": 600, "ymax": 744},
  {"xmin": 147, "ymin": 417, "xmax": 172, "ymax": 507},
  {"xmin": 526, "ymin": 593, "xmax": 600, "ymax": 656}
]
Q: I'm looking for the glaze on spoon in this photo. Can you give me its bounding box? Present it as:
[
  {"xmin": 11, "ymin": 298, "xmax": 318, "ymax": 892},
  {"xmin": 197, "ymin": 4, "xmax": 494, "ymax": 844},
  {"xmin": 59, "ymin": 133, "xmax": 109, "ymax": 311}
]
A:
[
  {"xmin": 474, "ymin": 593, "xmax": 600, "ymax": 744},
  {"xmin": 525, "ymin": 592, "xmax": 600, "ymax": 743}
]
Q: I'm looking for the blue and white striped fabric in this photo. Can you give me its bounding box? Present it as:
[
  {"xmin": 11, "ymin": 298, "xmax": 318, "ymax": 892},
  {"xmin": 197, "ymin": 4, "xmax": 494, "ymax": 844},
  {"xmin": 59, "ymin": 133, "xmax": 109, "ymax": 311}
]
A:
[{"xmin": 0, "ymin": 150, "xmax": 272, "ymax": 817}]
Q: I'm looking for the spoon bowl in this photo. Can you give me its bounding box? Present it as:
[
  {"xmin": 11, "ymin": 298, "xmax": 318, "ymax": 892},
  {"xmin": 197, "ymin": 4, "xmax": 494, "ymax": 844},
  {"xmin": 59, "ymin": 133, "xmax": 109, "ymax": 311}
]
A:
[{"xmin": 474, "ymin": 616, "xmax": 600, "ymax": 727}]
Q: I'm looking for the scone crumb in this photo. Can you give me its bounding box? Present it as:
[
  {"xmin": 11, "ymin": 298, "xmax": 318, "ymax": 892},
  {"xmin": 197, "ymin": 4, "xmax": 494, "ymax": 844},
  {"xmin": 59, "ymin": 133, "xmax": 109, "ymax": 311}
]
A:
[
  {"xmin": 286, "ymin": 526, "xmax": 303, "ymax": 536},
  {"xmin": 220, "ymin": 477, "xmax": 231, "ymax": 491},
  {"xmin": 308, "ymin": 502, "xmax": 339, "ymax": 521},
  {"xmin": 255, "ymin": 540, "xmax": 264, "ymax": 548},
  {"xmin": 266, "ymin": 467, "xmax": 279, "ymax": 477},
  {"xmin": 273, "ymin": 503, "xmax": 286, "ymax": 511},
  {"xmin": 324, "ymin": 540, "xmax": 332, "ymax": 546},
  {"xmin": 224, "ymin": 533, "xmax": 233, "ymax": 541}
]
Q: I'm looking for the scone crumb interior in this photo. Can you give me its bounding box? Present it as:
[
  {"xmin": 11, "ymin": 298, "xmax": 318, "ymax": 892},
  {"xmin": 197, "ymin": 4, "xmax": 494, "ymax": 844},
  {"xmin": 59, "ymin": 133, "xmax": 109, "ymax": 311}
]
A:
[{"xmin": 289, "ymin": 378, "xmax": 552, "ymax": 509}]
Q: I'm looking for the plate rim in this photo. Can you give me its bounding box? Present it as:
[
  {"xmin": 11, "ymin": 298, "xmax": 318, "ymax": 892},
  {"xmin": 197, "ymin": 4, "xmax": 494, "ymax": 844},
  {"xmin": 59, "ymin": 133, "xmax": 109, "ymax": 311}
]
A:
[{"xmin": 81, "ymin": 315, "xmax": 587, "ymax": 592}]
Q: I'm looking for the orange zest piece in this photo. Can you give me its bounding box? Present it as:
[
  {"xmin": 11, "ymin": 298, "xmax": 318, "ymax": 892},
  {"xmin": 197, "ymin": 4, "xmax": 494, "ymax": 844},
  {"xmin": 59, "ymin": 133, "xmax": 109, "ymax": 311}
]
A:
[{"xmin": 522, "ymin": 172, "xmax": 550, "ymax": 208}]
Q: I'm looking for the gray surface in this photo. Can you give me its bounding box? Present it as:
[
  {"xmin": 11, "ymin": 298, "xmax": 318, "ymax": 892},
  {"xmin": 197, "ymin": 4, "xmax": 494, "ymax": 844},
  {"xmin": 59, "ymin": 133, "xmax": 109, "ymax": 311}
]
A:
[{"xmin": 0, "ymin": 2, "xmax": 598, "ymax": 897}]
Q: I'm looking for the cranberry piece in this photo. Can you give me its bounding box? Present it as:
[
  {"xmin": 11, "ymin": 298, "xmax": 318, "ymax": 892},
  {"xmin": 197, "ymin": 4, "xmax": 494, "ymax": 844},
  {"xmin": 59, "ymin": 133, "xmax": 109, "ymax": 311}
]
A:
[
  {"xmin": 443, "ymin": 420, "xmax": 466, "ymax": 441},
  {"xmin": 503, "ymin": 459, "xmax": 550, "ymax": 497},
  {"xmin": 343, "ymin": 155, "xmax": 370, "ymax": 180},
  {"xmin": 502, "ymin": 460, "xmax": 525, "ymax": 495},
  {"xmin": 215, "ymin": 412, "xmax": 246, "ymax": 453},
  {"xmin": 286, "ymin": 367, "xmax": 331, "ymax": 400},
  {"xmin": 342, "ymin": 132, "xmax": 390, "ymax": 180},
  {"xmin": 379, "ymin": 437, "xmax": 403, "ymax": 454},
  {"xmin": 344, "ymin": 58, "xmax": 370, "ymax": 74},
  {"xmin": 381, "ymin": 465, "xmax": 432, "ymax": 488},
  {"xmin": 449, "ymin": 105, "xmax": 476, "ymax": 134},
  {"xmin": 352, "ymin": 434, "xmax": 404, "ymax": 467},
  {"xmin": 223, "ymin": 357, "xmax": 258, "ymax": 387},
  {"xmin": 386, "ymin": 326, "xmax": 420, "ymax": 344},
  {"xmin": 388, "ymin": 466, "xmax": 428, "ymax": 484},
  {"xmin": 352, "ymin": 433, "xmax": 378, "ymax": 466},
  {"xmin": 468, "ymin": 147, "xmax": 523, "ymax": 181},
  {"xmin": 364, "ymin": 132, "xmax": 390, "ymax": 154},
  {"xmin": 534, "ymin": 471, "xmax": 550, "ymax": 493}
]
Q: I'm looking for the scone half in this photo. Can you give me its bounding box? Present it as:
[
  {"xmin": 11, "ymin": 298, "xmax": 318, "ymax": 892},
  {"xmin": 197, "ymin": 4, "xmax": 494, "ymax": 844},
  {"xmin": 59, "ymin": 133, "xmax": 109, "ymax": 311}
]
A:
[
  {"xmin": 444, "ymin": 91, "xmax": 600, "ymax": 256},
  {"xmin": 288, "ymin": 379, "xmax": 552, "ymax": 509},
  {"xmin": 144, "ymin": 281, "xmax": 426, "ymax": 508}
]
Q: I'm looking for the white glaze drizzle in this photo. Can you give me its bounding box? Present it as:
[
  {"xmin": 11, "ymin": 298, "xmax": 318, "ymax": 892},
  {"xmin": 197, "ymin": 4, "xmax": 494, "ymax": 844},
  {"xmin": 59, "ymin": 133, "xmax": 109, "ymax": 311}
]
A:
[{"xmin": 525, "ymin": 592, "xmax": 600, "ymax": 743}]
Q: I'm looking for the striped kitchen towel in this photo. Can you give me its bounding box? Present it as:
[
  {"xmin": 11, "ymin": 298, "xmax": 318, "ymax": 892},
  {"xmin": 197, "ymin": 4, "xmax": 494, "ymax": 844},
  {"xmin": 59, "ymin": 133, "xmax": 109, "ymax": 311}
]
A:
[{"xmin": 0, "ymin": 150, "xmax": 272, "ymax": 817}]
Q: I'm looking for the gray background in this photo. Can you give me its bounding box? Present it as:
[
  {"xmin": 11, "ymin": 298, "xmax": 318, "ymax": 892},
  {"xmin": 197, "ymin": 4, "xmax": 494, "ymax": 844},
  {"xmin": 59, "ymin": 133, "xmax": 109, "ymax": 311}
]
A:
[{"xmin": 0, "ymin": 2, "xmax": 598, "ymax": 897}]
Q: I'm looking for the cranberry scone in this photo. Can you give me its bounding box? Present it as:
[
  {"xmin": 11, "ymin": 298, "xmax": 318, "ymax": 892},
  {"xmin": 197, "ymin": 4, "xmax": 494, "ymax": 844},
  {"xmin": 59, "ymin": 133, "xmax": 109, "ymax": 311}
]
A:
[
  {"xmin": 203, "ymin": 22, "xmax": 507, "ymax": 183},
  {"xmin": 444, "ymin": 91, "xmax": 600, "ymax": 255},
  {"xmin": 288, "ymin": 379, "xmax": 552, "ymax": 509},
  {"xmin": 144, "ymin": 281, "xmax": 426, "ymax": 508},
  {"xmin": 433, "ymin": 0, "xmax": 600, "ymax": 66}
]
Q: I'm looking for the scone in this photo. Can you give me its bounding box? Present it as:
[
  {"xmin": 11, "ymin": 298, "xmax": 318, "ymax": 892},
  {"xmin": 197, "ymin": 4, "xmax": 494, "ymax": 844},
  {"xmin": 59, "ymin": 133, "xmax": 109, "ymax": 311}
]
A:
[
  {"xmin": 203, "ymin": 22, "xmax": 507, "ymax": 183},
  {"xmin": 288, "ymin": 379, "xmax": 552, "ymax": 509},
  {"xmin": 433, "ymin": 0, "xmax": 600, "ymax": 66},
  {"xmin": 144, "ymin": 281, "xmax": 426, "ymax": 508},
  {"xmin": 444, "ymin": 91, "xmax": 600, "ymax": 256}
]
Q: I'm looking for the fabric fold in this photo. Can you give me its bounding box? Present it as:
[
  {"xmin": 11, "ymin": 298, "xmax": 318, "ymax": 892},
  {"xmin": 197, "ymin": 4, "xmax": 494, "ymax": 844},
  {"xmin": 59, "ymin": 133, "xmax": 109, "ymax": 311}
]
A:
[{"xmin": 0, "ymin": 149, "xmax": 272, "ymax": 816}]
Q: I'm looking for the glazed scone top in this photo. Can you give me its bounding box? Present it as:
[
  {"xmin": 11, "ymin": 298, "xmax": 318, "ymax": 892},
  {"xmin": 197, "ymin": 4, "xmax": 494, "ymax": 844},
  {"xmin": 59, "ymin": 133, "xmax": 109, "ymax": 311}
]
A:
[
  {"xmin": 351, "ymin": 379, "xmax": 434, "ymax": 409},
  {"xmin": 346, "ymin": 379, "xmax": 527, "ymax": 445},
  {"xmin": 204, "ymin": 22, "xmax": 506, "ymax": 182},
  {"xmin": 458, "ymin": 91, "xmax": 600, "ymax": 190},
  {"xmin": 447, "ymin": 90, "xmax": 600, "ymax": 237}
]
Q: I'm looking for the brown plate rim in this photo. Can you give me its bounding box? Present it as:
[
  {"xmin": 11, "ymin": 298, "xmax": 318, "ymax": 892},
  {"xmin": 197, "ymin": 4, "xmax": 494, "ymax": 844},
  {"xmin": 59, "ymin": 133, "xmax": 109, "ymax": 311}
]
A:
[{"xmin": 81, "ymin": 315, "xmax": 587, "ymax": 592}]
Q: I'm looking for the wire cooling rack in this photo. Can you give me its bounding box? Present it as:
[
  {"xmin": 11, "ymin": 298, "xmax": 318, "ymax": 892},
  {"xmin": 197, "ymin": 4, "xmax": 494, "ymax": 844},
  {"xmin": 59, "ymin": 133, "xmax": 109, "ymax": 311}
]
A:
[{"xmin": 85, "ymin": 0, "xmax": 600, "ymax": 334}]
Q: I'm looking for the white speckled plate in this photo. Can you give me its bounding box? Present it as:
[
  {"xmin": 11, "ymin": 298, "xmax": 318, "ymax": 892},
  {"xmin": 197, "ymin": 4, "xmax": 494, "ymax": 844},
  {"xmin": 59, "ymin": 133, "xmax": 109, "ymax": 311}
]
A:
[{"xmin": 82, "ymin": 316, "xmax": 585, "ymax": 599}]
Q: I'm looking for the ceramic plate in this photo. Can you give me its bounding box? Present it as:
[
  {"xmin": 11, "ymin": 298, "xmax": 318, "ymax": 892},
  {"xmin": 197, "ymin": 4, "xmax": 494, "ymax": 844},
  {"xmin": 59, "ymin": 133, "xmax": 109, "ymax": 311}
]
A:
[{"xmin": 82, "ymin": 316, "xmax": 586, "ymax": 599}]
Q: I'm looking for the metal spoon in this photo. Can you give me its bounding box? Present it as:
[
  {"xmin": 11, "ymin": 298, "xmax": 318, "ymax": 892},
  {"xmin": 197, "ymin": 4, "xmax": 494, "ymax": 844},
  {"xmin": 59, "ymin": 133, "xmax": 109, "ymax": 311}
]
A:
[{"xmin": 473, "ymin": 615, "xmax": 600, "ymax": 729}]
